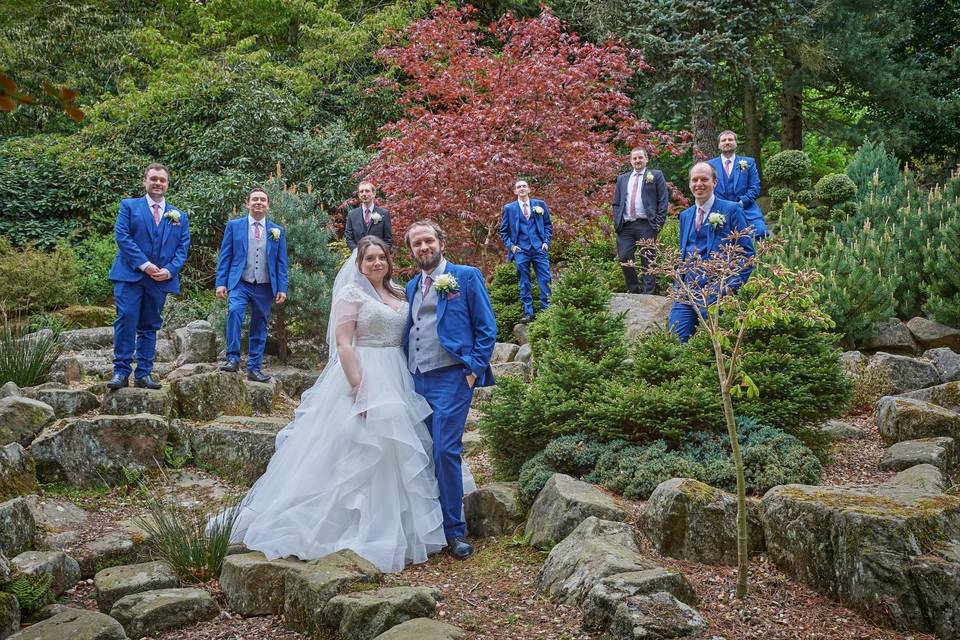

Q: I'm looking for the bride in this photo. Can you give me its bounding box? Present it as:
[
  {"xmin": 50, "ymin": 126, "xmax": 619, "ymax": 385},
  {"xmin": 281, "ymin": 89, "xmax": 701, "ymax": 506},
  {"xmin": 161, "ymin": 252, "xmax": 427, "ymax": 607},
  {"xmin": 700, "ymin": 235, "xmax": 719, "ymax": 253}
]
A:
[{"xmin": 226, "ymin": 236, "xmax": 450, "ymax": 572}]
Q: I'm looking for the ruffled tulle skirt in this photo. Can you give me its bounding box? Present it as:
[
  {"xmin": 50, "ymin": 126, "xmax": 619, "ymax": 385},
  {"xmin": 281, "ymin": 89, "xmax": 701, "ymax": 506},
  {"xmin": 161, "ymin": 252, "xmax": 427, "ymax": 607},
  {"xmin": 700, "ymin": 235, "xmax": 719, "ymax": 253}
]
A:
[{"xmin": 228, "ymin": 345, "xmax": 448, "ymax": 572}]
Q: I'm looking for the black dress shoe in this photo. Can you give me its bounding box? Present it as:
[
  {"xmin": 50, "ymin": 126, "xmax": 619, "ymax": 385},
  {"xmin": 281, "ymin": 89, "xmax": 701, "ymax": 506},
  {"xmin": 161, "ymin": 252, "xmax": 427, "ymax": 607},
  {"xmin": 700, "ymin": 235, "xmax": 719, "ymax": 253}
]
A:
[
  {"xmin": 247, "ymin": 370, "xmax": 271, "ymax": 383},
  {"xmin": 106, "ymin": 374, "xmax": 129, "ymax": 390},
  {"xmin": 134, "ymin": 375, "xmax": 162, "ymax": 390},
  {"xmin": 220, "ymin": 360, "xmax": 240, "ymax": 373},
  {"xmin": 520, "ymin": 315, "xmax": 534, "ymax": 324},
  {"xmin": 447, "ymin": 536, "xmax": 474, "ymax": 560}
]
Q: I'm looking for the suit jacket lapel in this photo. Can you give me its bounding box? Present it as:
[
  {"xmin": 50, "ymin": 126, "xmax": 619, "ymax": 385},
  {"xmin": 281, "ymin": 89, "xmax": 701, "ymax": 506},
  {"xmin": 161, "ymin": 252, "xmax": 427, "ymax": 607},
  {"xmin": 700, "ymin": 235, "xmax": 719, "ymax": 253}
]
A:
[
  {"xmin": 266, "ymin": 221, "xmax": 276, "ymax": 263},
  {"xmin": 158, "ymin": 203, "xmax": 172, "ymax": 247},
  {"xmin": 680, "ymin": 207, "xmax": 693, "ymax": 258},
  {"xmin": 240, "ymin": 219, "xmax": 249, "ymax": 258},
  {"xmin": 142, "ymin": 200, "xmax": 159, "ymax": 240},
  {"xmin": 436, "ymin": 264, "xmax": 450, "ymax": 322}
]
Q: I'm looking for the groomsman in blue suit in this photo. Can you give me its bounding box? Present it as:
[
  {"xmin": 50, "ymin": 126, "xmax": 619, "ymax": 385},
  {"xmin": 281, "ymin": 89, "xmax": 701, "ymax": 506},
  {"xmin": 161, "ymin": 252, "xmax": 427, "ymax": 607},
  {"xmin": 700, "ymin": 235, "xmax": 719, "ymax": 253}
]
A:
[
  {"xmin": 107, "ymin": 163, "xmax": 191, "ymax": 390},
  {"xmin": 404, "ymin": 220, "xmax": 496, "ymax": 560},
  {"xmin": 498, "ymin": 179, "xmax": 552, "ymax": 323},
  {"xmin": 668, "ymin": 162, "xmax": 755, "ymax": 342},
  {"xmin": 215, "ymin": 188, "xmax": 289, "ymax": 382},
  {"xmin": 708, "ymin": 130, "xmax": 767, "ymax": 238}
]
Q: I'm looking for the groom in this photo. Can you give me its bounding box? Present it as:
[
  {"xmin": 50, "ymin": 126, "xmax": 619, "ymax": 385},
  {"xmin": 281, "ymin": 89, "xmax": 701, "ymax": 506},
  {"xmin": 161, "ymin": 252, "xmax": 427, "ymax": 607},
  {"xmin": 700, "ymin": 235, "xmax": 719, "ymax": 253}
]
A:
[{"xmin": 403, "ymin": 220, "xmax": 497, "ymax": 560}]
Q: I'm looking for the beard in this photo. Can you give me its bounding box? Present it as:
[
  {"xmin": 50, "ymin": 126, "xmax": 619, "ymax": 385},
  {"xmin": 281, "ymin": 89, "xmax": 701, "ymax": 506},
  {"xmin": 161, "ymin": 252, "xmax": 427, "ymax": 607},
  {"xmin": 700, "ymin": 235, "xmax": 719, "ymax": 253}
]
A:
[{"xmin": 414, "ymin": 248, "xmax": 442, "ymax": 272}]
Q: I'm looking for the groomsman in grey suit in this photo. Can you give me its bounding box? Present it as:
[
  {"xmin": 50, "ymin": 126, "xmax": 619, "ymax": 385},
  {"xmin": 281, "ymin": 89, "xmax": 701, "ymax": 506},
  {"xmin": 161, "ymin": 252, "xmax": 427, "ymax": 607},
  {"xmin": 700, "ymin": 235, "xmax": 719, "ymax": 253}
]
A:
[
  {"xmin": 345, "ymin": 181, "xmax": 393, "ymax": 251},
  {"xmin": 611, "ymin": 148, "xmax": 669, "ymax": 294}
]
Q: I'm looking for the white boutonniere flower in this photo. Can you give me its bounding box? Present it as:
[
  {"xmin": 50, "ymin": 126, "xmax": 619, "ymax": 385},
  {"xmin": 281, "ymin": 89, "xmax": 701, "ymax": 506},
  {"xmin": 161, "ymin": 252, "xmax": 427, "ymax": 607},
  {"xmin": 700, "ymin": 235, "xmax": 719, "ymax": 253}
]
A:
[
  {"xmin": 370, "ymin": 212, "xmax": 382, "ymax": 224},
  {"xmin": 645, "ymin": 172, "xmax": 654, "ymax": 184},
  {"xmin": 164, "ymin": 210, "xmax": 181, "ymax": 225},
  {"xmin": 738, "ymin": 159, "xmax": 749, "ymax": 171},
  {"xmin": 270, "ymin": 228, "xmax": 281, "ymax": 241},
  {"xmin": 533, "ymin": 205, "xmax": 545, "ymax": 216},
  {"xmin": 433, "ymin": 273, "xmax": 459, "ymax": 294},
  {"xmin": 708, "ymin": 212, "xmax": 726, "ymax": 228}
]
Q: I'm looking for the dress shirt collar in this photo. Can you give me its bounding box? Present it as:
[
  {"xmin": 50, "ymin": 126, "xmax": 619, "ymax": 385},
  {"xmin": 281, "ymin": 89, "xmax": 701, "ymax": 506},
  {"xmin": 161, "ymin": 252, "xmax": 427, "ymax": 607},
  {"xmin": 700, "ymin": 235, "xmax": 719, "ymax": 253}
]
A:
[
  {"xmin": 696, "ymin": 195, "xmax": 716, "ymax": 213},
  {"xmin": 248, "ymin": 214, "xmax": 268, "ymax": 227},
  {"xmin": 145, "ymin": 195, "xmax": 165, "ymax": 210},
  {"xmin": 422, "ymin": 258, "xmax": 447, "ymax": 281}
]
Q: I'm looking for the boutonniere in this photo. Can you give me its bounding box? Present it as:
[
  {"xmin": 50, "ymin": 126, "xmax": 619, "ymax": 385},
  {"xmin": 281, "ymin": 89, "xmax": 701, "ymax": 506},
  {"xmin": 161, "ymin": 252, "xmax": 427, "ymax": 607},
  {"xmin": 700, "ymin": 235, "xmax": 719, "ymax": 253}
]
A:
[
  {"xmin": 532, "ymin": 205, "xmax": 545, "ymax": 216},
  {"xmin": 645, "ymin": 172, "xmax": 654, "ymax": 184},
  {"xmin": 433, "ymin": 273, "xmax": 459, "ymax": 295},
  {"xmin": 708, "ymin": 212, "xmax": 726, "ymax": 228},
  {"xmin": 164, "ymin": 210, "xmax": 182, "ymax": 225},
  {"xmin": 370, "ymin": 212, "xmax": 382, "ymax": 224},
  {"xmin": 269, "ymin": 228, "xmax": 281, "ymax": 241},
  {"xmin": 738, "ymin": 159, "xmax": 749, "ymax": 171}
]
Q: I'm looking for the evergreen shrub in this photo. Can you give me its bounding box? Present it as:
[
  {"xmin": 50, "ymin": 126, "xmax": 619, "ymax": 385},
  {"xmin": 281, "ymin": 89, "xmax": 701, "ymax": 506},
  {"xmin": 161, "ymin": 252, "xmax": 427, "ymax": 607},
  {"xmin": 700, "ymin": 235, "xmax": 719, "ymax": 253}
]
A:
[
  {"xmin": 0, "ymin": 239, "xmax": 80, "ymax": 312},
  {"xmin": 814, "ymin": 174, "xmax": 857, "ymax": 207},
  {"xmin": 489, "ymin": 262, "xmax": 540, "ymax": 342},
  {"xmin": 517, "ymin": 417, "xmax": 822, "ymax": 505}
]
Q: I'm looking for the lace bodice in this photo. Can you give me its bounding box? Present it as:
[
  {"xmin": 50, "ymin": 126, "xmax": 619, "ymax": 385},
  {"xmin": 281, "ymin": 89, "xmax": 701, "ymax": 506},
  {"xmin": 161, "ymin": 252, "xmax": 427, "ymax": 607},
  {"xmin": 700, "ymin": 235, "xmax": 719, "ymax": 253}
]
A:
[{"xmin": 355, "ymin": 298, "xmax": 408, "ymax": 347}]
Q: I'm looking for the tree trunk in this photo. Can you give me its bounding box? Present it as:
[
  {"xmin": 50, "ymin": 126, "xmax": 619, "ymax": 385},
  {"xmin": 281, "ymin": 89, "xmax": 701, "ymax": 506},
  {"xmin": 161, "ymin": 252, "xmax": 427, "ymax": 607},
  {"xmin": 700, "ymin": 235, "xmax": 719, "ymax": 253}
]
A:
[
  {"xmin": 691, "ymin": 75, "xmax": 718, "ymax": 158},
  {"xmin": 780, "ymin": 49, "xmax": 804, "ymax": 150},
  {"xmin": 741, "ymin": 46, "xmax": 763, "ymax": 179},
  {"xmin": 288, "ymin": 18, "xmax": 300, "ymax": 48}
]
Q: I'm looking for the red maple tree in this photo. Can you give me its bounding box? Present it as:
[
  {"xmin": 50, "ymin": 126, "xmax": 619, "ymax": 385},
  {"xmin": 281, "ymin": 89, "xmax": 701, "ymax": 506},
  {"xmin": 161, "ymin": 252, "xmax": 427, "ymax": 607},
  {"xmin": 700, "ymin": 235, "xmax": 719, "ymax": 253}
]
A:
[{"xmin": 361, "ymin": 5, "xmax": 689, "ymax": 271}]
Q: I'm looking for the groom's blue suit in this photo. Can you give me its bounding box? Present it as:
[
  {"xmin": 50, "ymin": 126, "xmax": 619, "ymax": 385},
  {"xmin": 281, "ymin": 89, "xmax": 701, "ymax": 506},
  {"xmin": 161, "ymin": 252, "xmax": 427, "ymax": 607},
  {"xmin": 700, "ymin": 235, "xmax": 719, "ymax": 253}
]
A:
[
  {"xmin": 108, "ymin": 196, "xmax": 190, "ymax": 379},
  {"xmin": 707, "ymin": 155, "xmax": 767, "ymax": 238},
  {"xmin": 404, "ymin": 261, "xmax": 496, "ymax": 539}
]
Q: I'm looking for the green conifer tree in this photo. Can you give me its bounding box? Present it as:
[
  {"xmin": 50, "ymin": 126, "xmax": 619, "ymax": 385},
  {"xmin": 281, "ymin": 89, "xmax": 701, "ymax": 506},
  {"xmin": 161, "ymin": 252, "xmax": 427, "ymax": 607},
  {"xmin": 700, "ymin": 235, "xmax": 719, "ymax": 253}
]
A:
[{"xmin": 923, "ymin": 177, "xmax": 960, "ymax": 327}]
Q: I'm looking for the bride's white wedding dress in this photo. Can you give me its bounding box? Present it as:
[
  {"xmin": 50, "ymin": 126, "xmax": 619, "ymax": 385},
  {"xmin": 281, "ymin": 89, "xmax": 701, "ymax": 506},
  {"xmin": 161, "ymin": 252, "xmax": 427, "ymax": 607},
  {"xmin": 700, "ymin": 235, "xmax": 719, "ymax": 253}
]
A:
[{"xmin": 228, "ymin": 284, "xmax": 449, "ymax": 572}]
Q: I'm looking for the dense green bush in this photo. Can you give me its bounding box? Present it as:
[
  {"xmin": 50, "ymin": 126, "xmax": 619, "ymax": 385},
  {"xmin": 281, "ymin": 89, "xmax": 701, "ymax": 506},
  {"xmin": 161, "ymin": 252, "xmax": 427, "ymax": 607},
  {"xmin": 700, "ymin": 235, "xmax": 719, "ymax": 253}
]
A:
[
  {"xmin": 480, "ymin": 259, "xmax": 850, "ymax": 481},
  {"xmin": 846, "ymin": 139, "xmax": 901, "ymax": 202},
  {"xmin": 923, "ymin": 179, "xmax": 960, "ymax": 327},
  {"xmin": 762, "ymin": 135, "xmax": 853, "ymax": 181},
  {"xmin": 73, "ymin": 233, "xmax": 118, "ymax": 305},
  {"xmin": 0, "ymin": 239, "xmax": 80, "ymax": 312},
  {"xmin": 814, "ymin": 173, "xmax": 857, "ymax": 206},
  {"xmin": 517, "ymin": 417, "xmax": 822, "ymax": 505}
]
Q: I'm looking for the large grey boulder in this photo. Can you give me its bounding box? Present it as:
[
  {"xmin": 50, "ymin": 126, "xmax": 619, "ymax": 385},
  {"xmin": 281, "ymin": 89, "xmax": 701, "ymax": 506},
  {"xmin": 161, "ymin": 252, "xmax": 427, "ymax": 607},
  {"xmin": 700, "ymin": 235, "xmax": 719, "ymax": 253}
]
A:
[
  {"xmin": 110, "ymin": 587, "xmax": 218, "ymax": 637},
  {"xmin": 0, "ymin": 497, "xmax": 35, "ymax": 557},
  {"xmin": 0, "ymin": 550, "xmax": 10, "ymax": 584},
  {"xmin": 866, "ymin": 352, "xmax": 940, "ymax": 394},
  {"xmin": 0, "ymin": 592, "xmax": 18, "ymax": 640},
  {"xmin": 514, "ymin": 343, "xmax": 532, "ymax": 366},
  {"xmin": 372, "ymin": 618, "xmax": 465, "ymax": 640},
  {"xmin": 173, "ymin": 320, "xmax": 217, "ymax": 365},
  {"xmin": 537, "ymin": 517, "xmax": 650, "ymax": 605},
  {"xmin": 283, "ymin": 549, "xmax": 382, "ymax": 636},
  {"xmin": 165, "ymin": 362, "xmax": 219, "ymax": 382},
  {"xmin": 0, "ymin": 443, "xmax": 37, "ymax": 501},
  {"xmin": 100, "ymin": 387, "xmax": 173, "ymax": 417},
  {"xmin": 269, "ymin": 367, "xmax": 321, "ymax": 398},
  {"xmin": 170, "ymin": 371, "xmax": 249, "ymax": 420},
  {"xmin": 907, "ymin": 317, "xmax": 960, "ymax": 351},
  {"xmin": 220, "ymin": 552, "xmax": 306, "ymax": 615},
  {"xmin": 525, "ymin": 474, "xmax": 627, "ymax": 549},
  {"xmin": 49, "ymin": 356, "xmax": 82, "ymax": 384},
  {"xmin": 94, "ymin": 560, "xmax": 179, "ymax": 612},
  {"xmin": 24, "ymin": 496, "xmax": 88, "ymax": 550},
  {"xmin": 73, "ymin": 520, "xmax": 152, "ymax": 579},
  {"xmin": 491, "ymin": 361, "xmax": 530, "ymax": 381},
  {"xmin": 762, "ymin": 464, "xmax": 960, "ymax": 637},
  {"xmin": 925, "ymin": 348, "xmax": 960, "ymax": 383},
  {"xmin": 490, "ymin": 343, "xmax": 520, "ymax": 364},
  {"xmin": 11, "ymin": 551, "xmax": 81, "ymax": 596},
  {"xmin": 29, "ymin": 414, "xmax": 171, "ymax": 487},
  {"xmin": 815, "ymin": 419, "xmax": 868, "ymax": 442},
  {"xmin": 606, "ymin": 592, "xmax": 708, "ymax": 640},
  {"xmin": 191, "ymin": 416, "xmax": 287, "ymax": 484},
  {"xmin": 875, "ymin": 395, "xmax": 960, "ymax": 444},
  {"xmin": 512, "ymin": 322, "xmax": 528, "ymax": 345},
  {"xmin": 0, "ymin": 382, "xmax": 20, "ymax": 399},
  {"xmin": 59, "ymin": 327, "xmax": 114, "ymax": 351},
  {"xmin": 7, "ymin": 608, "xmax": 125, "ymax": 640},
  {"xmin": 463, "ymin": 482, "xmax": 521, "ymax": 538},
  {"xmin": 859, "ymin": 318, "xmax": 919, "ymax": 354},
  {"xmin": 323, "ymin": 586, "xmax": 441, "ymax": 640},
  {"xmin": 607, "ymin": 294, "xmax": 672, "ymax": 341},
  {"xmin": 20, "ymin": 389, "xmax": 98, "ymax": 419},
  {"xmin": 461, "ymin": 431, "xmax": 483, "ymax": 458},
  {"xmin": 900, "ymin": 380, "xmax": 960, "ymax": 412},
  {"xmin": 879, "ymin": 438, "xmax": 955, "ymax": 474},
  {"xmin": 640, "ymin": 478, "xmax": 764, "ymax": 565},
  {"xmin": 243, "ymin": 377, "xmax": 281, "ymax": 412},
  {"xmin": 581, "ymin": 568, "xmax": 698, "ymax": 632},
  {"xmin": 0, "ymin": 397, "xmax": 55, "ymax": 447}
]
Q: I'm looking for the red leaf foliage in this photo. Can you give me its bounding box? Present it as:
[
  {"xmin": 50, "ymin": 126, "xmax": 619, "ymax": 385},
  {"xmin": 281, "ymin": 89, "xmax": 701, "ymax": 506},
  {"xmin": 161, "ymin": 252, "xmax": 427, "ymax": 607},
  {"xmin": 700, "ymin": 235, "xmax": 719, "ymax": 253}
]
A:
[{"xmin": 360, "ymin": 5, "xmax": 690, "ymax": 271}]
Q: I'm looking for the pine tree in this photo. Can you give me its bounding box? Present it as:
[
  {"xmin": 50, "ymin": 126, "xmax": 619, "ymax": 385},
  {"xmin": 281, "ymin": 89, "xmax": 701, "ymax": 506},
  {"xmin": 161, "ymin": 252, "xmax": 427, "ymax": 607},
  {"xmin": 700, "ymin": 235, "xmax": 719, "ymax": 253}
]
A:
[
  {"xmin": 923, "ymin": 177, "xmax": 960, "ymax": 327},
  {"xmin": 846, "ymin": 139, "xmax": 901, "ymax": 202}
]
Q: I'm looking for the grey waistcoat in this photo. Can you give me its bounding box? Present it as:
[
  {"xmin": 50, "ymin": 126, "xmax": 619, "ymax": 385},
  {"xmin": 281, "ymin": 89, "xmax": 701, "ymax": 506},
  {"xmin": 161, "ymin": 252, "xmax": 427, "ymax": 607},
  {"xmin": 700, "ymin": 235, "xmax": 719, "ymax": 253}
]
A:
[
  {"xmin": 408, "ymin": 279, "xmax": 460, "ymax": 374},
  {"xmin": 242, "ymin": 220, "xmax": 270, "ymax": 285}
]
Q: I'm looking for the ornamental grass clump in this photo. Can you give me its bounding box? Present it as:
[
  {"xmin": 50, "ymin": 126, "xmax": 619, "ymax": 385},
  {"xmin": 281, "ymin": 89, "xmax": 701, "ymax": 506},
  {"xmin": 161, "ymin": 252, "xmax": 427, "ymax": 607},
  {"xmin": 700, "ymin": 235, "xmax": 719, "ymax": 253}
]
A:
[
  {"xmin": 0, "ymin": 319, "xmax": 63, "ymax": 387},
  {"xmin": 137, "ymin": 488, "xmax": 240, "ymax": 583}
]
